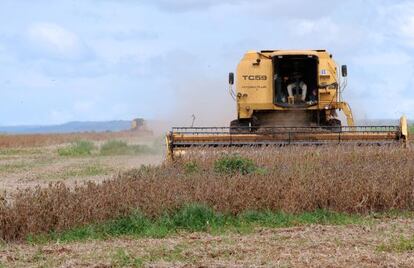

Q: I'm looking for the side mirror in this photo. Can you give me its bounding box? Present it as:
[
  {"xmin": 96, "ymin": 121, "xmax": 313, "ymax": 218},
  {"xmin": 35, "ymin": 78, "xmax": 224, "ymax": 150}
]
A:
[
  {"xmin": 341, "ymin": 65, "xmax": 348, "ymax": 77},
  {"xmin": 229, "ymin": 72, "xmax": 234, "ymax": 85}
]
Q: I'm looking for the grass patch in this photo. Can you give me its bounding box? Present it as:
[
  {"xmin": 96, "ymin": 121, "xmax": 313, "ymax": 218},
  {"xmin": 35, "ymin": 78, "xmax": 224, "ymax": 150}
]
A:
[
  {"xmin": 377, "ymin": 235, "xmax": 414, "ymax": 252},
  {"xmin": 61, "ymin": 164, "xmax": 109, "ymax": 178},
  {"xmin": 111, "ymin": 245, "xmax": 187, "ymax": 268},
  {"xmin": 0, "ymin": 162, "xmax": 31, "ymax": 173},
  {"xmin": 214, "ymin": 154, "xmax": 258, "ymax": 175},
  {"xmin": 371, "ymin": 210, "xmax": 414, "ymax": 219},
  {"xmin": 0, "ymin": 148, "xmax": 42, "ymax": 156},
  {"xmin": 239, "ymin": 209, "xmax": 361, "ymax": 227},
  {"xmin": 35, "ymin": 164, "xmax": 110, "ymax": 180},
  {"xmin": 111, "ymin": 248, "xmax": 144, "ymax": 267},
  {"xmin": 183, "ymin": 161, "xmax": 199, "ymax": 174},
  {"xmin": 100, "ymin": 140, "xmax": 155, "ymax": 156},
  {"xmin": 58, "ymin": 140, "xmax": 95, "ymax": 157},
  {"xmin": 28, "ymin": 204, "xmax": 364, "ymax": 244}
]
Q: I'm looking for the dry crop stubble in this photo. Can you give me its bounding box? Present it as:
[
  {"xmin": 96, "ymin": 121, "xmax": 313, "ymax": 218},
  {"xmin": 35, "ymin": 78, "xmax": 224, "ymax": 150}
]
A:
[
  {"xmin": 0, "ymin": 131, "xmax": 147, "ymax": 148},
  {"xmin": 0, "ymin": 146, "xmax": 413, "ymax": 241}
]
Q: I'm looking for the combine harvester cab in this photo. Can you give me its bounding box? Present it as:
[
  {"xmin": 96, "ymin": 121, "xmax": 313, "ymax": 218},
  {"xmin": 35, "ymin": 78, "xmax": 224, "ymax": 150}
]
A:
[{"xmin": 166, "ymin": 49, "xmax": 409, "ymax": 159}]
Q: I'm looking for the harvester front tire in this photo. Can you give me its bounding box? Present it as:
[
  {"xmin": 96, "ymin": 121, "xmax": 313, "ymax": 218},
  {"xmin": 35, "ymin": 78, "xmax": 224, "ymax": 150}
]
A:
[
  {"xmin": 327, "ymin": 119, "xmax": 342, "ymax": 133},
  {"xmin": 230, "ymin": 120, "xmax": 250, "ymax": 134}
]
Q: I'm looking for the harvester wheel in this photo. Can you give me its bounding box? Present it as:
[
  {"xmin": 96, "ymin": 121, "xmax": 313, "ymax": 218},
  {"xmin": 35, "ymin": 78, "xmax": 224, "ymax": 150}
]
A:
[
  {"xmin": 326, "ymin": 119, "xmax": 342, "ymax": 133},
  {"xmin": 230, "ymin": 119, "xmax": 250, "ymax": 134}
]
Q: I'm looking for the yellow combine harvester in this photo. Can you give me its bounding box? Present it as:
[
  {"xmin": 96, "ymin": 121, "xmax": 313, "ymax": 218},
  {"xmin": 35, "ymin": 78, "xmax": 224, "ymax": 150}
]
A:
[{"xmin": 167, "ymin": 49, "xmax": 409, "ymax": 158}]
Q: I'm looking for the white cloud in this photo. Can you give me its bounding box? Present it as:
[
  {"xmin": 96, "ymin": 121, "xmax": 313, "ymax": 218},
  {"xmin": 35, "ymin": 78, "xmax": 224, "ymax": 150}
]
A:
[
  {"xmin": 291, "ymin": 17, "xmax": 339, "ymax": 37},
  {"xmin": 27, "ymin": 22, "xmax": 87, "ymax": 60},
  {"xmin": 139, "ymin": 0, "xmax": 340, "ymax": 18},
  {"xmin": 138, "ymin": 0, "xmax": 246, "ymax": 12},
  {"xmin": 352, "ymin": 51, "xmax": 412, "ymax": 66},
  {"xmin": 400, "ymin": 15, "xmax": 414, "ymax": 46},
  {"xmin": 377, "ymin": 1, "xmax": 414, "ymax": 48},
  {"xmin": 347, "ymin": 49, "xmax": 414, "ymax": 119}
]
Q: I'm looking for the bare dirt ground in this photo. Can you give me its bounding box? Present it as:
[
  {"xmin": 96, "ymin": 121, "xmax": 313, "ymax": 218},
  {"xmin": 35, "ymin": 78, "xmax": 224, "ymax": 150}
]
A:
[
  {"xmin": 0, "ymin": 135, "xmax": 164, "ymax": 196},
  {"xmin": 1, "ymin": 218, "xmax": 413, "ymax": 267}
]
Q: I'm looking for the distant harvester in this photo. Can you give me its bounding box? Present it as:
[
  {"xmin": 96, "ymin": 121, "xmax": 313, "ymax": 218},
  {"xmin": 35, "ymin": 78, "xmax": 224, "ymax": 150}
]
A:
[{"xmin": 131, "ymin": 118, "xmax": 153, "ymax": 135}]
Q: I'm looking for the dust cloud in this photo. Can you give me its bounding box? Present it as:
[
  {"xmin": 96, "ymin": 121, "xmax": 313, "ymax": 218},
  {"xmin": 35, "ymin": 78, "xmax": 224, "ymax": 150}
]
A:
[
  {"xmin": 154, "ymin": 77, "xmax": 235, "ymax": 133},
  {"xmin": 257, "ymin": 110, "xmax": 311, "ymax": 126},
  {"xmin": 170, "ymin": 76, "xmax": 234, "ymax": 127},
  {"xmin": 147, "ymin": 78, "xmax": 237, "ymax": 135},
  {"xmin": 144, "ymin": 51, "xmax": 236, "ymax": 133}
]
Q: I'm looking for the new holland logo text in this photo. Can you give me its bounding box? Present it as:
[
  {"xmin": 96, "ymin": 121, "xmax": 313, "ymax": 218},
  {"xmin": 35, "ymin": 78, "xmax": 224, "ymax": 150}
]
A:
[{"xmin": 242, "ymin": 75, "xmax": 267, "ymax": 81}]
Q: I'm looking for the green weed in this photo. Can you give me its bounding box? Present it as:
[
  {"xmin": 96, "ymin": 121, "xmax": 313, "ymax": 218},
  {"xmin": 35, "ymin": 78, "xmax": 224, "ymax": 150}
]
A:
[
  {"xmin": 58, "ymin": 140, "xmax": 95, "ymax": 157},
  {"xmin": 111, "ymin": 248, "xmax": 143, "ymax": 268},
  {"xmin": 183, "ymin": 161, "xmax": 199, "ymax": 174},
  {"xmin": 35, "ymin": 164, "xmax": 109, "ymax": 181},
  {"xmin": 100, "ymin": 140, "xmax": 154, "ymax": 156},
  {"xmin": 0, "ymin": 162, "xmax": 31, "ymax": 173},
  {"xmin": 214, "ymin": 154, "xmax": 258, "ymax": 175},
  {"xmin": 29, "ymin": 204, "xmax": 363, "ymax": 244},
  {"xmin": 377, "ymin": 235, "xmax": 414, "ymax": 252},
  {"xmin": 0, "ymin": 148, "xmax": 41, "ymax": 156},
  {"xmin": 62, "ymin": 165, "xmax": 108, "ymax": 178},
  {"xmin": 171, "ymin": 204, "xmax": 221, "ymax": 231},
  {"xmin": 110, "ymin": 245, "xmax": 187, "ymax": 268}
]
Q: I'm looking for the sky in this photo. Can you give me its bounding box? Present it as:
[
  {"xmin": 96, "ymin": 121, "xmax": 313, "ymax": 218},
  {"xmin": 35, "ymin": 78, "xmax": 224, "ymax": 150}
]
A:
[{"xmin": 0, "ymin": 0, "xmax": 413, "ymax": 126}]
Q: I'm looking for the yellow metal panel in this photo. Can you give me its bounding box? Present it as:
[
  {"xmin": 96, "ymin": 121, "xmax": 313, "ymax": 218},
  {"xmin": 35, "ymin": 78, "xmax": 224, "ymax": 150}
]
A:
[
  {"xmin": 236, "ymin": 52, "xmax": 273, "ymax": 105},
  {"xmin": 400, "ymin": 115, "xmax": 409, "ymax": 148}
]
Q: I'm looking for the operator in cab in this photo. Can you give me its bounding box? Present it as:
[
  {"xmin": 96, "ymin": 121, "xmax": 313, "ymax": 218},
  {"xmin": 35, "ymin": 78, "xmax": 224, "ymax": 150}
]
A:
[{"xmin": 287, "ymin": 72, "xmax": 307, "ymax": 102}]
